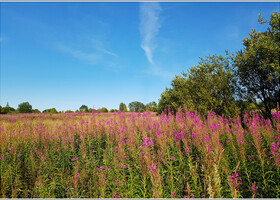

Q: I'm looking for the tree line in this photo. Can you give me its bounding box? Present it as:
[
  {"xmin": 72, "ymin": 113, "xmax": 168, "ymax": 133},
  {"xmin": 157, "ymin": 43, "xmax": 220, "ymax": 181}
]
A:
[
  {"xmin": 0, "ymin": 101, "xmax": 158, "ymax": 114},
  {"xmin": 158, "ymin": 12, "xmax": 279, "ymax": 126}
]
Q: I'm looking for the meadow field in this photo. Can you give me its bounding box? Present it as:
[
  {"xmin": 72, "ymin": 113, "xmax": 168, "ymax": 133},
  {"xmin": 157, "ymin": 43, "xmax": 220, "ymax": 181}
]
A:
[{"xmin": 0, "ymin": 110, "xmax": 279, "ymax": 198}]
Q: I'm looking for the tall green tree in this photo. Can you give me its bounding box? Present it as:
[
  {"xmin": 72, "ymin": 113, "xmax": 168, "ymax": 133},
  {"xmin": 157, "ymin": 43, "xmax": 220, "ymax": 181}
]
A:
[
  {"xmin": 186, "ymin": 54, "xmax": 237, "ymax": 117},
  {"xmin": 119, "ymin": 102, "xmax": 127, "ymax": 112},
  {"xmin": 146, "ymin": 101, "xmax": 158, "ymax": 112},
  {"xmin": 158, "ymin": 54, "xmax": 237, "ymax": 117},
  {"xmin": 234, "ymin": 12, "xmax": 280, "ymax": 124},
  {"xmin": 129, "ymin": 101, "xmax": 146, "ymax": 112},
  {"xmin": 79, "ymin": 105, "xmax": 89, "ymax": 113},
  {"xmin": 158, "ymin": 82, "xmax": 187, "ymax": 114},
  {"xmin": 18, "ymin": 102, "xmax": 32, "ymax": 113}
]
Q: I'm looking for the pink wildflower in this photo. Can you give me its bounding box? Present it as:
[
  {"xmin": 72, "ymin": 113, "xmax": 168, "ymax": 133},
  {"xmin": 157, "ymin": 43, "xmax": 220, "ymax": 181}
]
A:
[
  {"xmin": 142, "ymin": 137, "xmax": 154, "ymax": 147},
  {"xmin": 192, "ymin": 132, "xmax": 197, "ymax": 139},
  {"xmin": 251, "ymin": 186, "xmax": 258, "ymax": 192},
  {"xmin": 207, "ymin": 146, "xmax": 213, "ymax": 152},
  {"xmin": 204, "ymin": 136, "xmax": 211, "ymax": 142},
  {"xmin": 228, "ymin": 173, "xmax": 242, "ymax": 186},
  {"xmin": 155, "ymin": 130, "xmax": 164, "ymax": 136},
  {"xmin": 71, "ymin": 157, "xmax": 79, "ymax": 161},
  {"xmin": 270, "ymin": 142, "xmax": 279, "ymax": 154},
  {"xmin": 149, "ymin": 165, "xmax": 157, "ymax": 172},
  {"xmin": 185, "ymin": 147, "xmax": 190, "ymax": 152}
]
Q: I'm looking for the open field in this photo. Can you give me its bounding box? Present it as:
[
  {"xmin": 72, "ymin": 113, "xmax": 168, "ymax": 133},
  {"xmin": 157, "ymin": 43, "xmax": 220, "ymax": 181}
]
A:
[{"xmin": 0, "ymin": 110, "xmax": 279, "ymax": 198}]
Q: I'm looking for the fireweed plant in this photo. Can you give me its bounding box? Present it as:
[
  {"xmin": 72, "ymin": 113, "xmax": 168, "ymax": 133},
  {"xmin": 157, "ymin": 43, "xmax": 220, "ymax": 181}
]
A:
[{"xmin": 0, "ymin": 110, "xmax": 279, "ymax": 198}]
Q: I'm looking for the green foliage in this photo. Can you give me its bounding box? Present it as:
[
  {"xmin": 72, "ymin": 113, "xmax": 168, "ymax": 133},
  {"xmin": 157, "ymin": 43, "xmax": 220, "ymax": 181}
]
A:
[
  {"xmin": 49, "ymin": 108, "xmax": 58, "ymax": 114},
  {"xmin": 32, "ymin": 109, "xmax": 41, "ymax": 113},
  {"xmin": 17, "ymin": 102, "xmax": 32, "ymax": 113},
  {"xmin": 146, "ymin": 101, "xmax": 158, "ymax": 112},
  {"xmin": 158, "ymin": 12, "xmax": 279, "ymax": 119},
  {"xmin": 158, "ymin": 54, "xmax": 237, "ymax": 117},
  {"xmin": 119, "ymin": 102, "xmax": 127, "ymax": 112},
  {"xmin": 129, "ymin": 101, "xmax": 146, "ymax": 112},
  {"xmin": 43, "ymin": 108, "xmax": 58, "ymax": 114},
  {"xmin": 234, "ymin": 11, "xmax": 280, "ymax": 123},
  {"xmin": 1, "ymin": 103, "xmax": 16, "ymax": 114},
  {"xmin": 110, "ymin": 109, "xmax": 118, "ymax": 112},
  {"xmin": 65, "ymin": 110, "xmax": 74, "ymax": 113},
  {"xmin": 100, "ymin": 107, "xmax": 108, "ymax": 113},
  {"xmin": 158, "ymin": 87, "xmax": 179, "ymax": 114},
  {"xmin": 79, "ymin": 105, "xmax": 89, "ymax": 113}
]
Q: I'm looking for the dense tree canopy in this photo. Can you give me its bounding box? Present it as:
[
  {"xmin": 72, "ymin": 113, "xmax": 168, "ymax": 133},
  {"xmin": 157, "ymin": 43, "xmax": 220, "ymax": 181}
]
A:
[
  {"xmin": 32, "ymin": 109, "xmax": 41, "ymax": 113},
  {"xmin": 43, "ymin": 108, "xmax": 58, "ymax": 114},
  {"xmin": 100, "ymin": 107, "xmax": 109, "ymax": 113},
  {"xmin": 158, "ymin": 12, "xmax": 279, "ymax": 121},
  {"xmin": 158, "ymin": 54, "xmax": 237, "ymax": 117},
  {"xmin": 18, "ymin": 102, "xmax": 32, "ymax": 113},
  {"xmin": 119, "ymin": 102, "xmax": 127, "ymax": 112},
  {"xmin": 79, "ymin": 105, "xmax": 89, "ymax": 113},
  {"xmin": 234, "ymin": 12, "xmax": 280, "ymax": 123},
  {"xmin": 146, "ymin": 101, "xmax": 158, "ymax": 112},
  {"xmin": 1, "ymin": 103, "xmax": 16, "ymax": 114},
  {"xmin": 129, "ymin": 101, "xmax": 146, "ymax": 112}
]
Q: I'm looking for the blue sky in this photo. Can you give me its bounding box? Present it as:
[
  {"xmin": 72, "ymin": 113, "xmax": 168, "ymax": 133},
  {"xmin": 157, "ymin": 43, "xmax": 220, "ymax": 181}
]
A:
[{"xmin": 0, "ymin": 2, "xmax": 279, "ymax": 111}]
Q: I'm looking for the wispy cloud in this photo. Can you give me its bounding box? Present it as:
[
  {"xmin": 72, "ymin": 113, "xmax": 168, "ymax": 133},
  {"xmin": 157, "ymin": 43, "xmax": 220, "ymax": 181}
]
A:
[
  {"xmin": 57, "ymin": 44, "xmax": 101, "ymax": 65},
  {"xmin": 57, "ymin": 42, "xmax": 123, "ymax": 72},
  {"xmin": 57, "ymin": 38, "xmax": 119, "ymax": 66},
  {"xmin": 91, "ymin": 39, "xmax": 119, "ymax": 57},
  {"xmin": 139, "ymin": 3, "xmax": 174, "ymax": 79},
  {"xmin": 139, "ymin": 2, "xmax": 162, "ymax": 65}
]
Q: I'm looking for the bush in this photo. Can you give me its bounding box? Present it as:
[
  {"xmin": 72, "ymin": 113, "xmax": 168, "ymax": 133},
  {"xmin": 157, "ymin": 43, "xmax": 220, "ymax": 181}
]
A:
[{"xmin": 18, "ymin": 102, "xmax": 32, "ymax": 113}]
